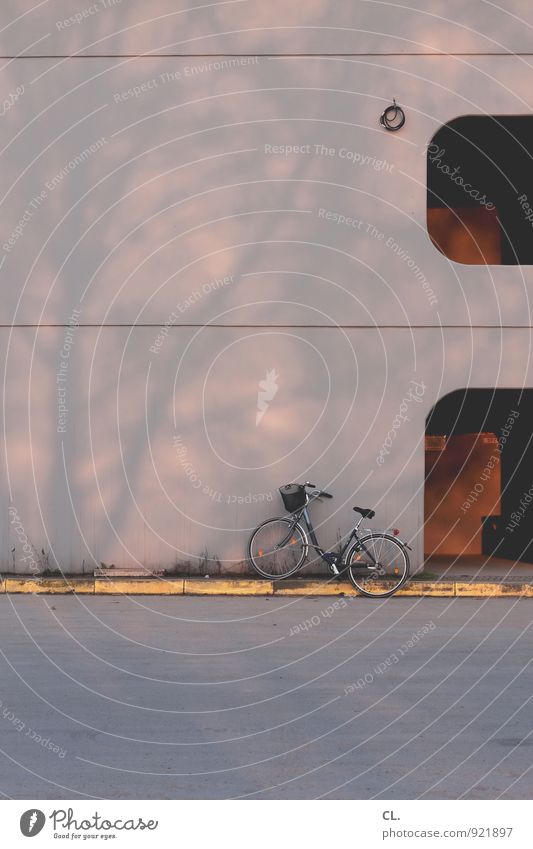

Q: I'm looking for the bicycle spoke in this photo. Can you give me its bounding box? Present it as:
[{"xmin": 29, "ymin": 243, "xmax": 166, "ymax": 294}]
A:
[
  {"xmin": 248, "ymin": 519, "xmax": 306, "ymax": 579},
  {"xmin": 348, "ymin": 534, "xmax": 409, "ymax": 597}
]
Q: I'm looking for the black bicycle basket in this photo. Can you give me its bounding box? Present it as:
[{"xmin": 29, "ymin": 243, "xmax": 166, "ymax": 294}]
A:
[{"xmin": 279, "ymin": 483, "xmax": 307, "ymax": 512}]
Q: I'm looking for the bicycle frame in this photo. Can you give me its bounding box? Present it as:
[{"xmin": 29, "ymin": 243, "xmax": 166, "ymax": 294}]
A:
[{"xmin": 277, "ymin": 496, "xmax": 378, "ymax": 573}]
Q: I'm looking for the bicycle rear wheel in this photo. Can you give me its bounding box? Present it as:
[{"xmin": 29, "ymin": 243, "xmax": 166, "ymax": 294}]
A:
[
  {"xmin": 248, "ymin": 517, "xmax": 307, "ymax": 579},
  {"xmin": 346, "ymin": 533, "xmax": 409, "ymax": 598}
]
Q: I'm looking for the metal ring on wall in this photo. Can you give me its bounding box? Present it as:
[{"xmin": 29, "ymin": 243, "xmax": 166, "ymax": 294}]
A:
[{"xmin": 380, "ymin": 99, "xmax": 406, "ymax": 131}]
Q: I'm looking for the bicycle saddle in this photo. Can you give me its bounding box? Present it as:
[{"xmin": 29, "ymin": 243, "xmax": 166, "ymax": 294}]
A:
[{"xmin": 353, "ymin": 507, "xmax": 375, "ymax": 519}]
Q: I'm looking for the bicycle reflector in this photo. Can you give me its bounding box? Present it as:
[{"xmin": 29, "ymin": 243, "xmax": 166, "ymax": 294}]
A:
[{"xmin": 393, "ymin": 529, "xmax": 400, "ymax": 536}]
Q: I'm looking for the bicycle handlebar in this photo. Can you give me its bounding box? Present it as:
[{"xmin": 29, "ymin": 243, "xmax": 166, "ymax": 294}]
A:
[{"xmin": 302, "ymin": 482, "xmax": 333, "ymax": 499}]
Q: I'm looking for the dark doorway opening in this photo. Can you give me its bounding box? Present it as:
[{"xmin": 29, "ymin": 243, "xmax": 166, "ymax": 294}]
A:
[
  {"xmin": 427, "ymin": 115, "xmax": 533, "ymax": 264},
  {"xmin": 425, "ymin": 389, "xmax": 533, "ymax": 565}
]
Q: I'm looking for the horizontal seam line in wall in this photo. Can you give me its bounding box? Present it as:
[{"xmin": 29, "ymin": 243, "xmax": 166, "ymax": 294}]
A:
[
  {"xmin": 0, "ymin": 53, "xmax": 531, "ymax": 59},
  {"xmin": 3, "ymin": 325, "xmax": 533, "ymax": 330}
]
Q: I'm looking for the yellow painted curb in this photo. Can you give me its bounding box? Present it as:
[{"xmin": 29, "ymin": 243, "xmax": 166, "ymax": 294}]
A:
[
  {"xmin": 397, "ymin": 581, "xmax": 455, "ymax": 597},
  {"xmin": 4, "ymin": 578, "xmax": 94, "ymax": 594},
  {"xmin": 94, "ymin": 579, "xmax": 184, "ymax": 595},
  {"xmin": 184, "ymin": 579, "xmax": 273, "ymax": 595},
  {"xmin": 454, "ymin": 582, "xmax": 533, "ymax": 597},
  {"xmin": 1, "ymin": 577, "xmax": 532, "ymax": 597},
  {"xmin": 274, "ymin": 580, "xmax": 356, "ymax": 596}
]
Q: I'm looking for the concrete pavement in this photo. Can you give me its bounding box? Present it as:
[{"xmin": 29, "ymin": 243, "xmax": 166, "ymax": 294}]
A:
[{"xmin": 0, "ymin": 596, "xmax": 532, "ymax": 799}]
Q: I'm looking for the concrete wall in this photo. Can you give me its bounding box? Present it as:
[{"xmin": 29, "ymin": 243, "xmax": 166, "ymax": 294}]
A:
[
  {"xmin": 2, "ymin": 1, "xmax": 533, "ymax": 55},
  {"xmin": 1, "ymin": 3, "xmax": 532, "ymax": 573}
]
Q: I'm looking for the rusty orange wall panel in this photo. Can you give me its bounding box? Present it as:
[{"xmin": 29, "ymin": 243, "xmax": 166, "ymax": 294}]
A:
[{"xmin": 425, "ymin": 433, "xmax": 501, "ymax": 556}]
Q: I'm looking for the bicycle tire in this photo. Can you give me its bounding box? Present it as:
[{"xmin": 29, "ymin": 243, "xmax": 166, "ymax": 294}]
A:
[
  {"xmin": 346, "ymin": 533, "xmax": 410, "ymax": 598},
  {"xmin": 248, "ymin": 517, "xmax": 307, "ymax": 579}
]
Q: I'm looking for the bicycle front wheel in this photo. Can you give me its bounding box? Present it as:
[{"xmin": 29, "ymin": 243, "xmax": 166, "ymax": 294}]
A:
[
  {"xmin": 346, "ymin": 533, "xmax": 410, "ymax": 598},
  {"xmin": 248, "ymin": 517, "xmax": 307, "ymax": 579}
]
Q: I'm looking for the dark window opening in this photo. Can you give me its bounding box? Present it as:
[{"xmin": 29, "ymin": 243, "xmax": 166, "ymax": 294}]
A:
[
  {"xmin": 425, "ymin": 388, "xmax": 533, "ymax": 564},
  {"xmin": 427, "ymin": 115, "xmax": 533, "ymax": 264}
]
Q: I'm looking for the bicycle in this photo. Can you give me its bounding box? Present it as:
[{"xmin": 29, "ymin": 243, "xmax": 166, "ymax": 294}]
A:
[{"xmin": 247, "ymin": 482, "xmax": 411, "ymax": 598}]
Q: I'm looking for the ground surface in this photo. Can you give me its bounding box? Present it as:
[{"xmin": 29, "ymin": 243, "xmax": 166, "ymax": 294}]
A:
[
  {"xmin": 0, "ymin": 595, "xmax": 531, "ymax": 800},
  {"xmin": 424, "ymin": 555, "xmax": 533, "ymax": 581}
]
